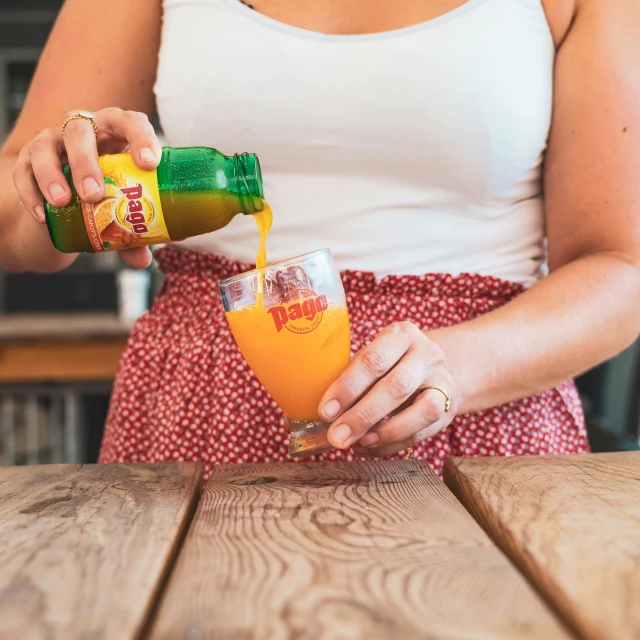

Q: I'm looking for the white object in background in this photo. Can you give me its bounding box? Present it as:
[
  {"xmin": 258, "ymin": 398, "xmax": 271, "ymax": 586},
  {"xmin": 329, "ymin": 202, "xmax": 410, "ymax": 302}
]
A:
[
  {"xmin": 117, "ymin": 269, "xmax": 150, "ymax": 324},
  {"xmin": 92, "ymin": 251, "xmax": 119, "ymax": 271}
]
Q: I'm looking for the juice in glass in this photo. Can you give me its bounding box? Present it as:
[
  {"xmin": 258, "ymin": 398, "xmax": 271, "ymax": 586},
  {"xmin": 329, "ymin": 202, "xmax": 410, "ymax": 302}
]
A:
[{"xmin": 220, "ymin": 249, "xmax": 351, "ymax": 457}]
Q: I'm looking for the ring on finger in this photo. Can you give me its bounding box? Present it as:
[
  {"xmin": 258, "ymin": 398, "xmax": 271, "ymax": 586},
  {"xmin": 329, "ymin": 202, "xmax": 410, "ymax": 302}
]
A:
[
  {"xmin": 62, "ymin": 111, "xmax": 98, "ymax": 137},
  {"xmin": 423, "ymin": 386, "xmax": 452, "ymax": 412}
]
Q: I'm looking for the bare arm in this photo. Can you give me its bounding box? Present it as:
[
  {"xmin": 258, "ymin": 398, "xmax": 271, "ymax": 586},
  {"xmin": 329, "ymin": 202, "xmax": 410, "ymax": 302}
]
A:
[
  {"xmin": 0, "ymin": 0, "xmax": 161, "ymax": 272},
  {"xmin": 318, "ymin": 0, "xmax": 640, "ymax": 454},
  {"xmin": 430, "ymin": 0, "xmax": 640, "ymax": 413}
]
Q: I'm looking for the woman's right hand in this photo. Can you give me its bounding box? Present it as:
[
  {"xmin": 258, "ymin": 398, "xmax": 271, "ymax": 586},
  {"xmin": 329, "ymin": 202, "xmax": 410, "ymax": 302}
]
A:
[{"xmin": 12, "ymin": 107, "xmax": 163, "ymax": 269}]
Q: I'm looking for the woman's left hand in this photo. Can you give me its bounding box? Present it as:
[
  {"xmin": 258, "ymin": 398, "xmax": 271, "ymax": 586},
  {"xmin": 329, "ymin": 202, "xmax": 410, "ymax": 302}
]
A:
[{"xmin": 318, "ymin": 321, "xmax": 458, "ymax": 457}]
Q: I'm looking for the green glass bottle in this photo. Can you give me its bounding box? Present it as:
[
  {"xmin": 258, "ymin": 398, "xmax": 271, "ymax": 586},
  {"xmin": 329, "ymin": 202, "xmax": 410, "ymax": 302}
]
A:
[{"xmin": 45, "ymin": 147, "xmax": 264, "ymax": 253}]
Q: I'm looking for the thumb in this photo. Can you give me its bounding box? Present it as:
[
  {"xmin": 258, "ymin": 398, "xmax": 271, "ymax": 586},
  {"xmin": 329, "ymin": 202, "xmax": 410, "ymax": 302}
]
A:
[{"xmin": 119, "ymin": 246, "xmax": 153, "ymax": 269}]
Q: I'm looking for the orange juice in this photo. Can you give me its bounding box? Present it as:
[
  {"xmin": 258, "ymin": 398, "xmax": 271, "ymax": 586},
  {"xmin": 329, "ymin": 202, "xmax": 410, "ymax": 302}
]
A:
[
  {"xmin": 253, "ymin": 202, "xmax": 273, "ymax": 307},
  {"xmin": 226, "ymin": 297, "xmax": 350, "ymax": 421},
  {"xmin": 225, "ymin": 202, "xmax": 350, "ymax": 433},
  {"xmin": 254, "ymin": 201, "xmax": 272, "ymax": 270}
]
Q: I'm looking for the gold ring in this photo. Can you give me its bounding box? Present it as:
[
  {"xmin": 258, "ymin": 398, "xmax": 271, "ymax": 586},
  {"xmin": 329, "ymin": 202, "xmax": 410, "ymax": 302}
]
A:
[
  {"xmin": 62, "ymin": 111, "xmax": 98, "ymax": 136},
  {"xmin": 407, "ymin": 447, "xmax": 414, "ymax": 459},
  {"xmin": 424, "ymin": 386, "xmax": 452, "ymax": 412}
]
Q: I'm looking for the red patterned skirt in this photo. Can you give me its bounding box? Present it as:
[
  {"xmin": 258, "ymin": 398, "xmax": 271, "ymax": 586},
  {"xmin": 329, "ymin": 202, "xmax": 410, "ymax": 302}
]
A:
[{"xmin": 99, "ymin": 247, "xmax": 590, "ymax": 481}]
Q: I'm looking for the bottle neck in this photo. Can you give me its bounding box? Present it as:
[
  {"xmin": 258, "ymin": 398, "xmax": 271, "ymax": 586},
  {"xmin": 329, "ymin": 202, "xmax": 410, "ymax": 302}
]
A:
[{"xmin": 233, "ymin": 153, "xmax": 264, "ymax": 215}]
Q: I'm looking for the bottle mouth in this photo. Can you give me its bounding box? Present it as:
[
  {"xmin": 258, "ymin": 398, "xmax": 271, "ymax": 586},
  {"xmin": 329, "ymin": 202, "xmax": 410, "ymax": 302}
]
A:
[{"xmin": 234, "ymin": 153, "xmax": 264, "ymax": 215}]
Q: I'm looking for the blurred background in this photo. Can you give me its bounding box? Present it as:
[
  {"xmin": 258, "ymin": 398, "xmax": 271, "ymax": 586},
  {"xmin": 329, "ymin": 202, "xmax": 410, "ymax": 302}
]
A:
[{"xmin": 0, "ymin": 0, "xmax": 637, "ymax": 466}]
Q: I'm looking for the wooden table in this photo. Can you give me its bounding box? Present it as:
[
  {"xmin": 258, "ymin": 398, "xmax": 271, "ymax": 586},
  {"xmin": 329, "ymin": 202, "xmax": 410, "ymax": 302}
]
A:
[
  {"xmin": 148, "ymin": 460, "xmax": 571, "ymax": 639},
  {"xmin": 0, "ymin": 314, "xmax": 130, "ymax": 383},
  {"xmin": 0, "ymin": 463, "xmax": 202, "ymax": 640},
  {"xmin": 444, "ymin": 451, "xmax": 640, "ymax": 640}
]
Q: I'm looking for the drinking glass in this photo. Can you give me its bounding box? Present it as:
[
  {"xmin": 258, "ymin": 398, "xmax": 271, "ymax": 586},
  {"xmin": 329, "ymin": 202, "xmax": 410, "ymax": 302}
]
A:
[{"xmin": 219, "ymin": 249, "xmax": 351, "ymax": 457}]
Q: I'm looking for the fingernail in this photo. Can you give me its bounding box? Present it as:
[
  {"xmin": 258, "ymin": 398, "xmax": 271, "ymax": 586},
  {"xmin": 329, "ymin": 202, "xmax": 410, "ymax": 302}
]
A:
[
  {"xmin": 321, "ymin": 399, "xmax": 340, "ymax": 420},
  {"xmin": 82, "ymin": 176, "xmax": 101, "ymax": 197},
  {"xmin": 329, "ymin": 424, "xmax": 351, "ymax": 447},
  {"xmin": 139, "ymin": 147, "xmax": 156, "ymax": 163},
  {"xmin": 49, "ymin": 182, "xmax": 66, "ymax": 202},
  {"xmin": 33, "ymin": 204, "xmax": 45, "ymax": 223},
  {"xmin": 359, "ymin": 433, "xmax": 380, "ymax": 447}
]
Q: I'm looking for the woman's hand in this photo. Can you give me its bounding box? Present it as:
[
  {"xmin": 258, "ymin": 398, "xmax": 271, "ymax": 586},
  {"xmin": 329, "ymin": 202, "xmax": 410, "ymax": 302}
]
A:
[
  {"xmin": 318, "ymin": 321, "xmax": 458, "ymax": 457},
  {"xmin": 12, "ymin": 107, "xmax": 163, "ymax": 269}
]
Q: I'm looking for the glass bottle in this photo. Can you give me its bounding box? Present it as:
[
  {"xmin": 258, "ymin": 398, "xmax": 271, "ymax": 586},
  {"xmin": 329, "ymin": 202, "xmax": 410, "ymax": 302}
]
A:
[{"xmin": 45, "ymin": 147, "xmax": 264, "ymax": 253}]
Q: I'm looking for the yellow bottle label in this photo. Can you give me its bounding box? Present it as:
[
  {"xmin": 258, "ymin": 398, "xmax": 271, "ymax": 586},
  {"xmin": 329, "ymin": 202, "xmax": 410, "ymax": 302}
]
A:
[{"xmin": 81, "ymin": 153, "xmax": 171, "ymax": 252}]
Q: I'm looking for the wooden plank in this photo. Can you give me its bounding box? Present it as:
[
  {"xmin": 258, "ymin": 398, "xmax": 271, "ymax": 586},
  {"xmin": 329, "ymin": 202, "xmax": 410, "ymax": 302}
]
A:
[
  {"xmin": 0, "ymin": 463, "xmax": 202, "ymax": 640},
  {"xmin": 0, "ymin": 340, "xmax": 127, "ymax": 383},
  {"xmin": 149, "ymin": 460, "xmax": 572, "ymax": 639},
  {"xmin": 0, "ymin": 314, "xmax": 132, "ymax": 343},
  {"xmin": 444, "ymin": 452, "xmax": 640, "ymax": 640}
]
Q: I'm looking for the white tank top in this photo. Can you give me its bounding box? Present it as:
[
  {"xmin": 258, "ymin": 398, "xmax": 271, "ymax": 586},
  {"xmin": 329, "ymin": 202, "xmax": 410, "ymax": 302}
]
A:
[{"xmin": 155, "ymin": 0, "xmax": 553, "ymax": 286}]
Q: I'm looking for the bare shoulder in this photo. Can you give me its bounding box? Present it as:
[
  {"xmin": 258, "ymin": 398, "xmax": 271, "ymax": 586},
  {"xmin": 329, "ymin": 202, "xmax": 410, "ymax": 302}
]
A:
[
  {"xmin": 1, "ymin": 0, "xmax": 162, "ymax": 155},
  {"xmin": 543, "ymin": 0, "xmax": 640, "ymax": 48}
]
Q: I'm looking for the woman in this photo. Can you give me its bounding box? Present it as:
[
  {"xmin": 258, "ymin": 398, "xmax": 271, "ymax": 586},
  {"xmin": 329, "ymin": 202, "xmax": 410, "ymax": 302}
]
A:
[{"xmin": 1, "ymin": 0, "xmax": 639, "ymax": 478}]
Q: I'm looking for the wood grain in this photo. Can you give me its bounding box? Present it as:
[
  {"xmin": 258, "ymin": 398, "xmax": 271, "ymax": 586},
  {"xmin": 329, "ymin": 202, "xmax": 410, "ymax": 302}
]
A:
[
  {"xmin": 0, "ymin": 340, "xmax": 127, "ymax": 383},
  {"xmin": 0, "ymin": 463, "xmax": 202, "ymax": 640},
  {"xmin": 149, "ymin": 460, "xmax": 571, "ymax": 640},
  {"xmin": 444, "ymin": 452, "xmax": 640, "ymax": 640}
]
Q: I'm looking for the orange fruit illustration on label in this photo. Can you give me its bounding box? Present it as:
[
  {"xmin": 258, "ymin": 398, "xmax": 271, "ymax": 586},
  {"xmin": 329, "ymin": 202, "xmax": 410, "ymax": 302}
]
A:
[
  {"xmin": 104, "ymin": 183, "xmax": 120, "ymax": 198},
  {"xmin": 94, "ymin": 198, "xmax": 116, "ymax": 233}
]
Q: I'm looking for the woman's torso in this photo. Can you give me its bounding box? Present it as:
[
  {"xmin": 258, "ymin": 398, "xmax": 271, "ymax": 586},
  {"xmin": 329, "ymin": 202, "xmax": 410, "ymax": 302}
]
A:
[{"xmin": 155, "ymin": 0, "xmax": 555, "ymax": 286}]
